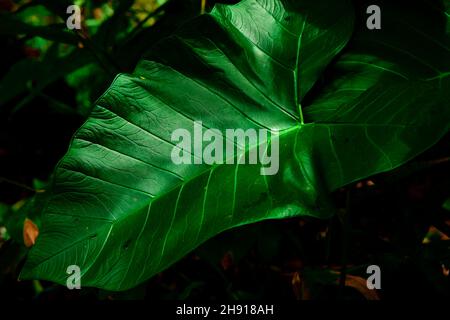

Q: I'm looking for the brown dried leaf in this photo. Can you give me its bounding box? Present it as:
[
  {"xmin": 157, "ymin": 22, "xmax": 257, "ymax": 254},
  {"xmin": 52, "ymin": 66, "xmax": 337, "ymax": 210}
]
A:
[
  {"xmin": 342, "ymin": 275, "xmax": 380, "ymax": 300},
  {"xmin": 23, "ymin": 218, "xmax": 39, "ymax": 247},
  {"xmin": 292, "ymin": 272, "xmax": 311, "ymax": 300}
]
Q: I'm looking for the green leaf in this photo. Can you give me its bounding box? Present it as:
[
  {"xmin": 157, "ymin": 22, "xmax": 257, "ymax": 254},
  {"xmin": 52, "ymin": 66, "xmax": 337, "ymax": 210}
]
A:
[
  {"xmin": 0, "ymin": 203, "xmax": 9, "ymax": 224},
  {"xmin": 21, "ymin": 0, "xmax": 449, "ymax": 291},
  {"xmin": 0, "ymin": 47, "xmax": 93, "ymax": 111},
  {"xmin": 0, "ymin": 12, "xmax": 78, "ymax": 44},
  {"xmin": 92, "ymin": 0, "xmax": 135, "ymax": 47},
  {"xmin": 29, "ymin": 0, "xmax": 74, "ymax": 18},
  {"xmin": 65, "ymin": 63, "xmax": 110, "ymax": 116},
  {"xmin": 4, "ymin": 193, "xmax": 48, "ymax": 245},
  {"xmin": 0, "ymin": 203, "xmax": 10, "ymax": 241},
  {"xmin": 443, "ymin": 198, "xmax": 450, "ymax": 211},
  {"xmin": 304, "ymin": 0, "xmax": 450, "ymax": 189}
]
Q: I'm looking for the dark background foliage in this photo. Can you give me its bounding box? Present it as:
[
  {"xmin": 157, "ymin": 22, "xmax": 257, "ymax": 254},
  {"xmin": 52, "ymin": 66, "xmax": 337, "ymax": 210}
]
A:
[{"xmin": 0, "ymin": 0, "xmax": 449, "ymax": 300}]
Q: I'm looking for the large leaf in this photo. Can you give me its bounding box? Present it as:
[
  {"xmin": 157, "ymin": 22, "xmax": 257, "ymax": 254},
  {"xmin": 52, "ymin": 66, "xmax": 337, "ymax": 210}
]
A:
[
  {"xmin": 304, "ymin": 0, "xmax": 450, "ymax": 190},
  {"xmin": 21, "ymin": 0, "xmax": 449, "ymax": 290}
]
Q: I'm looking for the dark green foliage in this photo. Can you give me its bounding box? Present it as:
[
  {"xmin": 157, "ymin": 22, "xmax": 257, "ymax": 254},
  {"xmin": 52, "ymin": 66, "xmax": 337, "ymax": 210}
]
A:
[{"xmin": 0, "ymin": 0, "xmax": 449, "ymax": 299}]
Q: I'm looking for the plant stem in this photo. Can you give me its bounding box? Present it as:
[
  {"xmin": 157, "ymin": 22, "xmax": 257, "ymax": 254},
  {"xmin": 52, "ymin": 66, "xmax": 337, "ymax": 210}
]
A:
[
  {"xmin": 201, "ymin": 0, "xmax": 207, "ymax": 14},
  {"xmin": 0, "ymin": 177, "xmax": 38, "ymax": 193},
  {"xmin": 338, "ymin": 189, "xmax": 352, "ymax": 299},
  {"xmin": 298, "ymin": 104, "xmax": 304, "ymax": 124},
  {"xmin": 324, "ymin": 218, "xmax": 333, "ymax": 266},
  {"xmin": 127, "ymin": 0, "xmax": 173, "ymax": 42},
  {"xmin": 75, "ymin": 31, "xmax": 120, "ymax": 76}
]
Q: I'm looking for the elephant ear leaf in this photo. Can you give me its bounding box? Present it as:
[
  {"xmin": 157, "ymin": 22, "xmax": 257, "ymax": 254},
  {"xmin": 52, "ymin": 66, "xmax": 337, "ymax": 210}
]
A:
[
  {"xmin": 20, "ymin": 0, "xmax": 354, "ymax": 290},
  {"xmin": 21, "ymin": 0, "xmax": 449, "ymax": 291}
]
